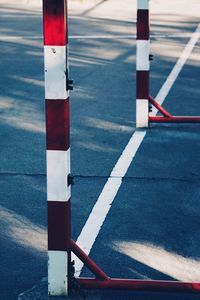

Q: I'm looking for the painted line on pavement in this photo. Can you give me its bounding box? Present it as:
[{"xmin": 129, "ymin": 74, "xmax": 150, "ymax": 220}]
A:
[
  {"xmin": 72, "ymin": 130, "xmax": 146, "ymax": 275},
  {"xmin": 72, "ymin": 23, "xmax": 200, "ymax": 276},
  {"xmin": 150, "ymin": 23, "xmax": 200, "ymax": 116}
]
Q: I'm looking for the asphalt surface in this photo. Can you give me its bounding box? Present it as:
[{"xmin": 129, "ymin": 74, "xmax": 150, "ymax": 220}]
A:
[{"xmin": 0, "ymin": 0, "xmax": 200, "ymax": 299}]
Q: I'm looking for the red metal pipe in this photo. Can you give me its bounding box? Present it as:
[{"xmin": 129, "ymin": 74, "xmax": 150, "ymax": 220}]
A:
[
  {"xmin": 70, "ymin": 240, "xmax": 109, "ymax": 280},
  {"xmin": 70, "ymin": 240, "xmax": 200, "ymax": 294},
  {"xmin": 77, "ymin": 278, "xmax": 200, "ymax": 293},
  {"xmin": 149, "ymin": 116, "xmax": 200, "ymax": 123},
  {"xmin": 148, "ymin": 95, "xmax": 172, "ymax": 117}
]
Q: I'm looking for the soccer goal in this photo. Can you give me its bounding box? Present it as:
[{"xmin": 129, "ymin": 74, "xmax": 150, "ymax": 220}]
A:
[{"xmin": 43, "ymin": 0, "xmax": 200, "ymax": 296}]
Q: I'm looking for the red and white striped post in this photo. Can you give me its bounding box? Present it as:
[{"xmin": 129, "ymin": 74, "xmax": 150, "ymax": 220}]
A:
[
  {"xmin": 136, "ymin": 0, "xmax": 150, "ymax": 128},
  {"xmin": 43, "ymin": 0, "xmax": 73, "ymax": 296},
  {"xmin": 42, "ymin": 0, "xmax": 200, "ymax": 296}
]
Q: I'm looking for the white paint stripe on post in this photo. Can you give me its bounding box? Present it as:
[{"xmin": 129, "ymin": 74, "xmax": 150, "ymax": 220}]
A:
[
  {"xmin": 136, "ymin": 0, "xmax": 149, "ymax": 128},
  {"xmin": 48, "ymin": 251, "xmax": 68, "ymax": 296},
  {"xmin": 111, "ymin": 130, "xmax": 147, "ymax": 177},
  {"xmin": 150, "ymin": 23, "xmax": 200, "ymax": 116},
  {"xmin": 72, "ymin": 130, "xmax": 146, "ymax": 276},
  {"xmin": 136, "ymin": 40, "xmax": 150, "ymax": 71},
  {"xmin": 44, "ymin": 46, "xmax": 68, "ymax": 100},
  {"xmin": 136, "ymin": 99, "xmax": 149, "ymax": 128},
  {"xmin": 47, "ymin": 149, "xmax": 71, "ymax": 202}
]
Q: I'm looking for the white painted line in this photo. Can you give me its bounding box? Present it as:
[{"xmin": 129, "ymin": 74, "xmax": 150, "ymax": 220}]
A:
[
  {"xmin": 150, "ymin": 23, "xmax": 200, "ymax": 116},
  {"xmin": 72, "ymin": 130, "xmax": 146, "ymax": 276},
  {"xmin": 111, "ymin": 131, "xmax": 146, "ymax": 177},
  {"xmin": 72, "ymin": 24, "xmax": 200, "ymax": 276}
]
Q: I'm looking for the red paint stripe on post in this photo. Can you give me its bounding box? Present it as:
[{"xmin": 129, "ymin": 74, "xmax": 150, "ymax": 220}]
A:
[
  {"xmin": 136, "ymin": 71, "xmax": 149, "ymax": 99},
  {"xmin": 46, "ymin": 99, "xmax": 70, "ymax": 151},
  {"xmin": 48, "ymin": 200, "xmax": 71, "ymax": 250},
  {"xmin": 43, "ymin": 0, "xmax": 67, "ymax": 45},
  {"xmin": 137, "ymin": 10, "xmax": 149, "ymax": 40}
]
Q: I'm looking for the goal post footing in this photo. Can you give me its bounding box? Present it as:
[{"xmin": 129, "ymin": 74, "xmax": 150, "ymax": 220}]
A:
[
  {"xmin": 77, "ymin": 278, "xmax": 200, "ymax": 293},
  {"xmin": 69, "ymin": 239, "xmax": 200, "ymax": 294},
  {"xmin": 149, "ymin": 95, "xmax": 200, "ymax": 123}
]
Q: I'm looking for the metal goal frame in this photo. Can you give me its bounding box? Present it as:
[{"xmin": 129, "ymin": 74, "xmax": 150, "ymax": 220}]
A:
[{"xmin": 43, "ymin": 0, "xmax": 200, "ymax": 296}]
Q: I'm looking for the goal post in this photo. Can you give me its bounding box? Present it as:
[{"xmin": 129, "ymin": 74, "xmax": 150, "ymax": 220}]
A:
[
  {"xmin": 42, "ymin": 0, "xmax": 200, "ymax": 296},
  {"xmin": 136, "ymin": 0, "xmax": 150, "ymax": 128},
  {"xmin": 136, "ymin": 0, "xmax": 200, "ymax": 127},
  {"xmin": 43, "ymin": 0, "xmax": 72, "ymax": 295}
]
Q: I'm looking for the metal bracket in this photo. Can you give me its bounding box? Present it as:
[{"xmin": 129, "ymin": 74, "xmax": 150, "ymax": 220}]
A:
[
  {"xmin": 67, "ymin": 78, "xmax": 74, "ymax": 91},
  {"xmin": 68, "ymin": 174, "xmax": 74, "ymax": 186},
  {"xmin": 149, "ymin": 54, "xmax": 154, "ymax": 61}
]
